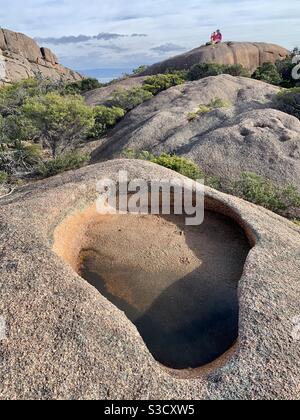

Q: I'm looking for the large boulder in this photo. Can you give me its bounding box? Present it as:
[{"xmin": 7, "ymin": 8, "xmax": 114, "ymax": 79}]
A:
[
  {"xmin": 92, "ymin": 75, "xmax": 300, "ymax": 191},
  {"xmin": 140, "ymin": 42, "xmax": 289, "ymax": 75},
  {"xmin": 0, "ymin": 28, "xmax": 82, "ymax": 85},
  {"xmin": 0, "ymin": 159, "xmax": 299, "ymax": 399}
]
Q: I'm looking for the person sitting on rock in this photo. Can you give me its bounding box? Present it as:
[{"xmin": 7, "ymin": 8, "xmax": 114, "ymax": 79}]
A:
[
  {"xmin": 210, "ymin": 32, "xmax": 217, "ymax": 44},
  {"xmin": 214, "ymin": 30, "xmax": 223, "ymax": 44}
]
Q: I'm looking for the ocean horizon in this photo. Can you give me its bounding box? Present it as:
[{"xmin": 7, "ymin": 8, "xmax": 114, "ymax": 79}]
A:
[{"xmin": 77, "ymin": 67, "xmax": 136, "ymax": 83}]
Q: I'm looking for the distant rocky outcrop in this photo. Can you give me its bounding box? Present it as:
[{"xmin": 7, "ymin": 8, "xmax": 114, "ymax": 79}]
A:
[
  {"xmin": 0, "ymin": 28, "xmax": 82, "ymax": 85},
  {"xmin": 92, "ymin": 75, "xmax": 300, "ymax": 192},
  {"xmin": 140, "ymin": 42, "xmax": 289, "ymax": 75}
]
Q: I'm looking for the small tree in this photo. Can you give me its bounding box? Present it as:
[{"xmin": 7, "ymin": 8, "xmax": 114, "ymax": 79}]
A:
[{"xmin": 22, "ymin": 93, "xmax": 95, "ymax": 157}]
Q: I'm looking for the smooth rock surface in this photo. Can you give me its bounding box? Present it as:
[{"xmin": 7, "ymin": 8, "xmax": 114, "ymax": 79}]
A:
[
  {"xmin": 0, "ymin": 159, "xmax": 299, "ymax": 400},
  {"xmin": 92, "ymin": 75, "xmax": 300, "ymax": 191}
]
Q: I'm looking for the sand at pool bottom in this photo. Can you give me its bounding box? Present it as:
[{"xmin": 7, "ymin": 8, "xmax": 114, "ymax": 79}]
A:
[{"xmin": 78, "ymin": 212, "xmax": 250, "ymax": 369}]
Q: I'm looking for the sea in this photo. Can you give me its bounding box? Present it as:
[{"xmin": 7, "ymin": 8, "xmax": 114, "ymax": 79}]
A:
[{"xmin": 78, "ymin": 68, "xmax": 135, "ymax": 83}]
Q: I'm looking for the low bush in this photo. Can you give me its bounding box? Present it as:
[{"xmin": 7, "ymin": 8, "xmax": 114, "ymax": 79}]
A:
[
  {"xmin": 143, "ymin": 73, "xmax": 186, "ymax": 95},
  {"xmin": 276, "ymin": 87, "xmax": 300, "ymax": 119},
  {"xmin": 187, "ymin": 97, "xmax": 231, "ymax": 120},
  {"xmin": 65, "ymin": 78, "xmax": 102, "ymax": 94},
  {"xmin": 0, "ymin": 170, "xmax": 8, "ymax": 184},
  {"xmin": 0, "ymin": 142, "xmax": 42, "ymax": 175},
  {"xmin": 252, "ymin": 62, "xmax": 282, "ymax": 86},
  {"xmin": 132, "ymin": 65, "xmax": 148, "ymax": 75},
  {"xmin": 106, "ymin": 87, "xmax": 153, "ymax": 111},
  {"xmin": 187, "ymin": 63, "xmax": 249, "ymax": 81},
  {"xmin": 233, "ymin": 172, "xmax": 300, "ymax": 214},
  {"xmin": 123, "ymin": 149, "xmax": 220, "ymax": 187},
  {"xmin": 0, "ymin": 78, "xmax": 65, "ymax": 117},
  {"xmin": 150, "ymin": 153, "xmax": 204, "ymax": 180},
  {"xmin": 224, "ymin": 64, "xmax": 250, "ymax": 77},
  {"xmin": 123, "ymin": 150, "xmax": 203, "ymax": 179},
  {"xmin": 36, "ymin": 151, "xmax": 89, "ymax": 178},
  {"xmin": 89, "ymin": 106, "xmax": 125, "ymax": 138}
]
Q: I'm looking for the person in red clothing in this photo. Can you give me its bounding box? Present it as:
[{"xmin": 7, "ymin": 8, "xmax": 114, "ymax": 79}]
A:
[
  {"xmin": 210, "ymin": 31, "xmax": 217, "ymax": 44},
  {"xmin": 214, "ymin": 29, "xmax": 223, "ymax": 44},
  {"xmin": 208, "ymin": 30, "xmax": 222, "ymax": 45}
]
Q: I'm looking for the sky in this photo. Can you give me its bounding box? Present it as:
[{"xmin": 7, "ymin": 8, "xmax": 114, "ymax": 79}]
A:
[{"xmin": 1, "ymin": 0, "xmax": 300, "ymax": 75}]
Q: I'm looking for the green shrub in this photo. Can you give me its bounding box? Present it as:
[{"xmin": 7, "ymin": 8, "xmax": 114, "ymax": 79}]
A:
[
  {"xmin": 187, "ymin": 63, "xmax": 226, "ymax": 81},
  {"xmin": 65, "ymin": 78, "xmax": 102, "ymax": 94},
  {"xmin": 36, "ymin": 151, "xmax": 89, "ymax": 178},
  {"xmin": 0, "ymin": 113, "xmax": 39, "ymax": 144},
  {"xmin": 123, "ymin": 150, "xmax": 203, "ymax": 180},
  {"xmin": 122, "ymin": 149, "xmax": 156, "ymax": 161},
  {"xmin": 293, "ymin": 218, "xmax": 300, "ymax": 227},
  {"xmin": 89, "ymin": 106, "xmax": 125, "ymax": 138},
  {"xmin": 0, "ymin": 78, "xmax": 65, "ymax": 117},
  {"xmin": 0, "ymin": 141, "xmax": 42, "ymax": 175},
  {"xmin": 252, "ymin": 62, "xmax": 282, "ymax": 86},
  {"xmin": 22, "ymin": 93, "xmax": 95, "ymax": 157},
  {"xmin": 276, "ymin": 87, "xmax": 300, "ymax": 119},
  {"xmin": 281, "ymin": 185, "xmax": 300, "ymax": 208},
  {"xmin": 132, "ymin": 65, "xmax": 148, "ymax": 75},
  {"xmin": 188, "ymin": 97, "xmax": 231, "ymax": 120},
  {"xmin": 276, "ymin": 58, "xmax": 297, "ymax": 88},
  {"xmin": 233, "ymin": 172, "xmax": 300, "ymax": 213},
  {"xmin": 106, "ymin": 87, "xmax": 153, "ymax": 111},
  {"xmin": 210, "ymin": 97, "xmax": 231, "ymax": 108},
  {"xmin": 187, "ymin": 63, "xmax": 249, "ymax": 81},
  {"xmin": 224, "ymin": 64, "xmax": 250, "ymax": 77},
  {"xmin": 0, "ymin": 170, "xmax": 8, "ymax": 184},
  {"xmin": 150, "ymin": 154, "xmax": 204, "ymax": 180},
  {"xmin": 143, "ymin": 73, "xmax": 186, "ymax": 95},
  {"xmin": 123, "ymin": 149, "xmax": 221, "ymax": 186}
]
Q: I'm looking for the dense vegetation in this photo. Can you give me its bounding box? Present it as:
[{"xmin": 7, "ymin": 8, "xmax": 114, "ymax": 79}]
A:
[
  {"xmin": 253, "ymin": 48, "xmax": 300, "ymax": 87},
  {"xmin": 123, "ymin": 150, "xmax": 300, "ymax": 216},
  {"xmin": 276, "ymin": 87, "xmax": 300, "ymax": 119},
  {"xmin": 1, "ymin": 51, "xmax": 299, "ymax": 219},
  {"xmin": 65, "ymin": 77, "xmax": 103, "ymax": 94},
  {"xmin": 233, "ymin": 172, "xmax": 300, "ymax": 214},
  {"xmin": 187, "ymin": 63, "xmax": 249, "ymax": 81},
  {"xmin": 0, "ymin": 73, "xmax": 190, "ymax": 187},
  {"xmin": 0, "ymin": 78, "xmax": 102, "ymax": 184}
]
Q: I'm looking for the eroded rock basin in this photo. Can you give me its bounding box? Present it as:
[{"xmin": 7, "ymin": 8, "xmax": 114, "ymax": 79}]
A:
[{"xmin": 54, "ymin": 209, "xmax": 250, "ymax": 370}]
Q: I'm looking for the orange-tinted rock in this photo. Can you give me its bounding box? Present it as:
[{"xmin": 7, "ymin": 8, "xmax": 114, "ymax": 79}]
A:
[
  {"xmin": 141, "ymin": 42, "xmax": 290, "ymax": 75},
  {"xmin": 0, "ymin": 28, "xmax": 82, "ymax": 85}
]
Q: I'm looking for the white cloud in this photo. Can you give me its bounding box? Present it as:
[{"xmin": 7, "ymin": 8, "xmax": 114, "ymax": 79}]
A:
[{"xmin": 0, "ymin": 0, "xmax": 299, "ymax": 70}]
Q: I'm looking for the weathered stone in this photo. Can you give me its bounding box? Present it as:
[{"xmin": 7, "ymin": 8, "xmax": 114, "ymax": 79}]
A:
[
  {"xmin": 0, "ymin": 28, "xmax": 82, "ymax": 85},
  {"xmin": 92, "ymin": 75, "xmax": 300, "ymax": 193},
  {"xmin": 140, "ymin": 42, "xmax": 289, "ymax": 75},
  {"xmin": 0, "ymin": 159, "xmax": 299, "ymax": 400},
  {"xmin": 41, "ymin": 47, "xmax": 58, "ymax": 65}
]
